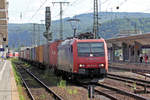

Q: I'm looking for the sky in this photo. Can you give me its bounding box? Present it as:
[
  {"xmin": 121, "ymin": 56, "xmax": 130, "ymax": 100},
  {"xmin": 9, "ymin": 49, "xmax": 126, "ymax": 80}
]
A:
[{"xmin": 8, "ymin": 0, "xmax": 150, "ymax": 23}]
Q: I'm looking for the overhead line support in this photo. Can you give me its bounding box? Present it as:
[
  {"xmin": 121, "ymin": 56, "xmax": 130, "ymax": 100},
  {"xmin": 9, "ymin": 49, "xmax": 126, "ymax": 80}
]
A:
[
  {"xmin": 93, "ymin": 0, "xmax": 99, "ymax": 39},
  {"xmin": 52, "ymin": 2, "xmax": 69, "ymax": 40}
]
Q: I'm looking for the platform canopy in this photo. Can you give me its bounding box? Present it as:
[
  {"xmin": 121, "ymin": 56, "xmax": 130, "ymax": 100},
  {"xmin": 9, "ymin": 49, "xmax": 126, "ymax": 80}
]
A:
[{"xmin": 106, "ymin": 33, "xmax": 150, "ymax": 48}]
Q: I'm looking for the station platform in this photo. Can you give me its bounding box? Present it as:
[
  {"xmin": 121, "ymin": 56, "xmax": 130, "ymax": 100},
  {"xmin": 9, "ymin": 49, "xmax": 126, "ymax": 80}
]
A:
[
  {"xmin": 0, "ymin": 60, "xmax": 19, "ymax": 100},
  {"xmin": 109, "ymin": 61, "xmax": 150, "ymax": 73}
]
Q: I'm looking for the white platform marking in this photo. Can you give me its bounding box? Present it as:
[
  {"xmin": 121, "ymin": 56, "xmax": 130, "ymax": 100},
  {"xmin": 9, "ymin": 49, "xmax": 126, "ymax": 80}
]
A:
[{"xmin": 0, "ymin": 61, "xmax": 7, "ymax": 81}]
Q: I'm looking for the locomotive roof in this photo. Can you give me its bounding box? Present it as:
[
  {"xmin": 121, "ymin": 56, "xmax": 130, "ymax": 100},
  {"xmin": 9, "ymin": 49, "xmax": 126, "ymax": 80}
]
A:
[
  {"xmin": 59, "ymin": 38, "xmax": 105, "ymax": 46},
  {"xmin": 60, "ymin": 38, "xmax": 75, "ymax": 45},
  {"xmin": 76, "ymin": 38, "xmax": 105, "ymax": 42}
]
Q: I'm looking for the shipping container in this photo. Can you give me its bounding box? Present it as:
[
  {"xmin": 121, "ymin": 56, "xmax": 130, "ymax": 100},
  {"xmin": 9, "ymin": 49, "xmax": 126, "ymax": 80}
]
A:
[
  {"xmin": 35, "ymin": 46, "xmax": 39, "ymax": 62},
  {"xmin": 31, "ymin": 47, "xmax": 36, "ymax": 61},
  {"xmin": 24, "ymin": 50, "xmax": 27, "ymax": 59},
  {"xmin": 35, "ymin": 46, "xmax": 43, "ymax": 63},
  {"xmin": 39, "ymin": 45, "xmax": 44, "ymax": 63},
  {"xmin": 19, "ymin": 51, "xmax": 22, "ymax": 58},
  {"xmin": 26, "ymin": 49, "xmax": 30, "ymax": 60},
  {"xmin": 43, "ymin": 44, "xmax": 50, "ymax": 65},
  {"xmin": 21, "ymin": 51, "xmax": 24, "ymax": 58},
  {"xmin": 49, "ymin": 40, "xmax": 62, "ymax": 67},
  {"xmin": 29, "ymin": 48, "xmax": 32, "ymax": 61},
  {"xmin": 22, "ymin": 50, "xmax": 24, "ymax": 59}
]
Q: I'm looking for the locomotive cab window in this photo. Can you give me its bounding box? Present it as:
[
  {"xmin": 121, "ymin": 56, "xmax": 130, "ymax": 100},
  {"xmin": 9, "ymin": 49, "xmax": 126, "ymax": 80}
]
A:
[{"xmin": 77, "ymin": 42, "xmax": 104, "ymax": 57}]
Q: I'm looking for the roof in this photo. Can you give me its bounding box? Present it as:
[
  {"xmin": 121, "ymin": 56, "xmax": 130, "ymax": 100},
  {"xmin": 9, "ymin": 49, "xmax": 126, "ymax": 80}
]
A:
[{"xmin": 106, "ymin": 33, "xmax": 150, "ymax": 47}]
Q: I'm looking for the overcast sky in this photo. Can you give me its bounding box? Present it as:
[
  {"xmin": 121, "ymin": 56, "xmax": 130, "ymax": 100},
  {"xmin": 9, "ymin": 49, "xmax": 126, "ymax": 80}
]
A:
[{"xmin": 8, "ymin": 0, "xmax": 150, "ymax": 23}]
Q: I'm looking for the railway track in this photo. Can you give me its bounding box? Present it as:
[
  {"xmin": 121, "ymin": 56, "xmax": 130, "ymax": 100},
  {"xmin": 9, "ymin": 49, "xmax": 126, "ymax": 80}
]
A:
[
  {"xmin": 107, "ymin": 75, "xmax": 150, "ymax": 93},
  {"xmin": 133, "ymin": 72, "xmax": 150, "ymax": 79},
  {"xmin": 26, "ymin": 65, "xmax": 120, "ymax": 100},
  {"xmin": 75, "ymin": 80, "xmax": 149, "ymax": 100},
  {"xmin": 108, "ymin": 73, "xmax": 150, "ymax": 85},
  {"xmin": 19, "ymin": 72, "xmax": 35, "ymax": 100},
  {"xmin": 95, "ymin": 83, "xmax": 149, "ymax": 100},
  {"xmin": 15, "ymin": 61, "xmax": 150, "ymax": 100},
  {"xmin": 109, "ymin": 66, "xmax": 150, "ymax": 73},
  {"xmin": 106, "ymin": 73, "xmax": 150, "ymax": 98},
  {"xmin": 16, "ymin": 66, "xmax": 63, "ymax": 100},
  {"xmin": 76, "ymin": 82, "xmax": 118, "ymax": 100}
]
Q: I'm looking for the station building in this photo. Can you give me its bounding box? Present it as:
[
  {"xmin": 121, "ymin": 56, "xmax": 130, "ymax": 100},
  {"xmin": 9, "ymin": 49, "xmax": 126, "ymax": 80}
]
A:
[{"xmin": 0, "ymin": 0, "xmax": 8, "ymax": 45}]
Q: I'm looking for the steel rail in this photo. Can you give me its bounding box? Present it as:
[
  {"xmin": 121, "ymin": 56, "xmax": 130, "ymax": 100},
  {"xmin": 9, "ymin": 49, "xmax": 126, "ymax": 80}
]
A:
[
  {"xmin": 74, "ymin": 82, "xmax": 118, "ymax": 100},
  {"xmin": 108, "ymin": 73, "xmax": 150, "ymax": 84},
  {"xmin": 94, "ymin": 89, "xmax": 119, "ymax": 100},
  {"xmin": 85, "ymin": 85, "xmax": 118, "ymax": 100},
  {"xmin": 134, "ymin": 72, "xmax": 150, "ymax": 79},
  {"xmin": 95, "ymin": 83, "xmax": 149, "ymax": 100},
  {"xmin": 24, "ymin": 68, "xmax": 64, "ymax": 100},
  {"xmin": 109, "ymin": 66, "xmax": 150, "ymax": 73},
  {"xmin": 18, "ymin": 71, "xmax": 35, "ymax": 100},
  {"xmin": 107, "ymin": 76, "xmax": 150, "ymax": 88}
]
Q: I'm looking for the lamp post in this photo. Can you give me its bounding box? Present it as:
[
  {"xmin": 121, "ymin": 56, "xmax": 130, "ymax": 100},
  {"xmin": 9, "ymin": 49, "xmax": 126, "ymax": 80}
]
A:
[{"xmin": 67, "ymin": 18, "xmax": 80, "ymax": 38}]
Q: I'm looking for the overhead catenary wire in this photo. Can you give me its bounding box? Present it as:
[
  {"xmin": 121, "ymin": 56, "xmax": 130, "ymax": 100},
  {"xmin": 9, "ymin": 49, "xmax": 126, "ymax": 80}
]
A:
[
  {"xmin": 51, "ymin": 0, "xmax": 79, "ymax": 20},
  {"xmin": 52, "ymin": 0, "xmax": 113, "ymax": 35},
  {"xmin": 54, "ymin": 0, "xmax": 83, "ymax": 18},
  {"xmin": 63, "ymin": 0, "xmax": 112, "ymax": 18},
  {"xmin": 29, "ymin": 0, "xmax": 118, "ymax": 23},
  {"xmin": 28, "ymin": 0, "xmax": 48, "ymax": 22},
  {"xmin": 28, "ymin": 0, "xmax": 128, "ymax": 35}
]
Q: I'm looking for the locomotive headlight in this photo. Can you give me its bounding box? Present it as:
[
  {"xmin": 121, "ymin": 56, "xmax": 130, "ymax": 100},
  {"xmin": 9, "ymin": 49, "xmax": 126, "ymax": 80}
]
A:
[
  {"xmin": 79, "ymin": 64, "xmax": 85, "ymax": 67},
  {"xmin": 99, "ymin": 64, "xmax": 104, "ymax": 67}
]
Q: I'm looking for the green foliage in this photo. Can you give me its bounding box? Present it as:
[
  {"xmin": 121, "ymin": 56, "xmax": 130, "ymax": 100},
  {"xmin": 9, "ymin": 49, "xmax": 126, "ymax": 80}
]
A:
[
  {"xmin": 11, "ymin": 59, "xmax": 22, "ymax": 85},
  {"xmin": 133, "ymin": 82, "xmax": 137, "ymax": 90},
  {"xmin": 19, "ymin": 94, "xmax": 24, "ymax": 100},
  {"xmin": 57, "ymin": 80, "xmax": 66, "ymax": 88},
  {"xmin": 40, "ymin": 94, "xmax": 46, "ymax": 100},
  {"xmin": 99, "ymin": 17, "xmax": 150, "ymax": 38},
  {"xmin": 67, "ymin": 88, "xmax": 78, "ymax": 95},
  {"xmin": 8, "ymin": 12, "xmax": 150, "ymax": 49},
  {"xmin": 11, "ymin": 59, "xmax": 25, "ymax": 100}
]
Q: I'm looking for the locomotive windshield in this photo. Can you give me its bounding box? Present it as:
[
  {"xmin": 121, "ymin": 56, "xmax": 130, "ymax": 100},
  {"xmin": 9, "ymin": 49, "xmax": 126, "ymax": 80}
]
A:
[{"xmin": 77, "ymin": 42, "xmax": 104, "ymax": 57}]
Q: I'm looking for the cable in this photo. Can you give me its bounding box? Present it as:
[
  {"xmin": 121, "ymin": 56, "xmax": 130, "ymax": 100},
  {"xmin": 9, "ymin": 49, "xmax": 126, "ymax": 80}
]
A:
[
  {"xmin": 28, "ymin": 0, "xmax": 48, "ymax": 22},
  {"xmin": 51, "ymin": 0, "xmax": 78, "ymax": 20},
  {"xmin": 63, "ymin": 0, "xmax": 86, "ymax": 17},
  {"xmin": 53, "ymin": 0, "xmax": 110, "ymax": 20},
  {"xmin": 101, "ymin": 0, "xmax": 110, "ymax": 4}
]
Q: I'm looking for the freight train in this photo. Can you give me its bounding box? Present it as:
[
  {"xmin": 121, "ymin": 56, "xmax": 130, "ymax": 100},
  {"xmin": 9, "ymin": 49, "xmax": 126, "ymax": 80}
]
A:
[
  {"xmin": 6, "ymin": 52, "xmax": 19, "ymax": 58},
  {"xmin": 19, "ymin": 38, "xmax": 108, "ymax": 82}
]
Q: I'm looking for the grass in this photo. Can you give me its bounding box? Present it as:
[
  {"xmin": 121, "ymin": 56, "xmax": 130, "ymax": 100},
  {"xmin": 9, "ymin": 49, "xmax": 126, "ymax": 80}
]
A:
[
  {"xmin": 40, "ymin": 94, "xmax": 46, "ymax": 100},
  {"xmin": 57, "ymin": 79, "xmax": 78, "ymax": 95},
  {"xmin": 11, "ymin": 59, "xmax": 79, "ymax": 99},
  {"xmin": 57, "ymin": 80, "xmax": 66, "ymax": 88},
  {"xmin": 67, "ymin": 88, "xmax": 78, "ymax": 95},
  {"xmin": 11, "ymin": 59, "xmax": 26, "ymax": 100}
]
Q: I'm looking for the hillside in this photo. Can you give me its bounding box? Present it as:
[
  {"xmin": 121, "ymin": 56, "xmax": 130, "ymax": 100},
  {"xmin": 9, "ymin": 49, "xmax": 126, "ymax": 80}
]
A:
[{"xmin": 8, "ymin": 12, "xmax": 150, "ymax": 49}]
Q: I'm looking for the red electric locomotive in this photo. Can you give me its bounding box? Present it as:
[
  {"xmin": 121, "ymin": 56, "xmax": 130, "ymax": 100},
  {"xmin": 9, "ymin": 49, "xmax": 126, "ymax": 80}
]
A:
[
  {"xmin": 19, "ymin": 38, "xmax": 108, "ymax": 82},
  {"xmin": 56, "ymin": 38, "xmax": 108, "ymax": 82}
]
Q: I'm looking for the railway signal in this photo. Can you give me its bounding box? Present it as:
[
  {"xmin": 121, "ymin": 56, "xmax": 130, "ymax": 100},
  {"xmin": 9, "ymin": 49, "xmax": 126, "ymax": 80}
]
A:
[
  {"xmin": 44, "ymin": 7, "xmax": 52, "ymax": 41},
  {"xmin": 45, "ymin": 7, "xmax": 51, "ymax": 31}
]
